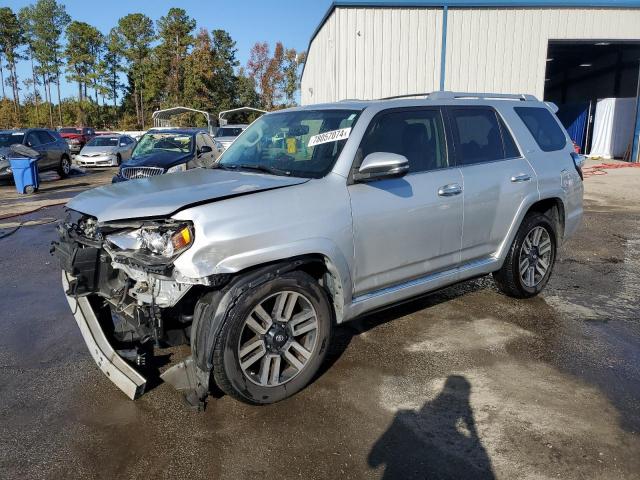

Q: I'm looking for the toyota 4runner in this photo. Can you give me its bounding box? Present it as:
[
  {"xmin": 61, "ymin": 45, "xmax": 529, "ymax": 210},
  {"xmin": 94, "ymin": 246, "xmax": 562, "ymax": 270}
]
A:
[{"xmin": 52, "ymin": 91, "xmax": 584, "ymax": 408}]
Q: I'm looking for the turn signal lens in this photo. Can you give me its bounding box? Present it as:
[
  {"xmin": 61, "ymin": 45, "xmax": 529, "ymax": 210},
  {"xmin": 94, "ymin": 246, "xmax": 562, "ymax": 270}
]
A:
[{"xmin": 171, "ymin": 226, "xmax": 192, "ymax": 251}]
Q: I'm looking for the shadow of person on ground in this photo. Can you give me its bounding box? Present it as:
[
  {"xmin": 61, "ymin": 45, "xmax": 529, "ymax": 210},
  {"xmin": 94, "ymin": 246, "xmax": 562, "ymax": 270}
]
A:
[{"xmin": 368, "ymin": 375, "xmax": 495, "ymax": 480}]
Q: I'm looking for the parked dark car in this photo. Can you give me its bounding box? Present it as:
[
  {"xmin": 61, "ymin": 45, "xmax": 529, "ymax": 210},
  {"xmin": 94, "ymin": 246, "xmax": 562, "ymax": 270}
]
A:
[
  {"xmin": 0, "ymin": 128, "xmax": 72, "ymax": 181},
  {"xmin": 112, "ymin": 128, "xmax": 218, "ymax": 182},
  {"xmin": 58, "ymin": 126, "xmax": 96, "ymax": 154}
]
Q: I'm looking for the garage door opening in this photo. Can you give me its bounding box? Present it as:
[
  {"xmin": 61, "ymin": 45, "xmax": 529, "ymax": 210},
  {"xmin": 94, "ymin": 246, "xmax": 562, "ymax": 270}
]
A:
[{"xmin": 543, "ymin": 41, "xmax": 640, "ymax": 160}]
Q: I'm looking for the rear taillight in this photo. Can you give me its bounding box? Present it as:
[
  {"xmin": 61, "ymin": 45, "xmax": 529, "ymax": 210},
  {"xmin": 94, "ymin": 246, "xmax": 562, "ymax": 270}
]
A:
[{"xmin": 570, "ymin": 152, "xmax": 585, "ymax": 180}]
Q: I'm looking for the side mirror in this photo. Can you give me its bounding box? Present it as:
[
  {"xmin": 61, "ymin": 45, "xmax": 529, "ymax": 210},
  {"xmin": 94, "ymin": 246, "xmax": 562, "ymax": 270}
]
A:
[
  {"xmin": 353, "ymin": 152, "xmax": 409, "ymax": 182},
  {"xmin": 198, "ymin": 145, "xmax": 213, "ymax": 156}
]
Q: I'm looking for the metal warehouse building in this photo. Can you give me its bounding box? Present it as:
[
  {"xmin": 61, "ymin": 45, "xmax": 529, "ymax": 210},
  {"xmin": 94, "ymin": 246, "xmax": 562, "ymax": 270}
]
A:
[{"xmin": 300, "ymin": 0, "xmax": 640, "ymax": 160}]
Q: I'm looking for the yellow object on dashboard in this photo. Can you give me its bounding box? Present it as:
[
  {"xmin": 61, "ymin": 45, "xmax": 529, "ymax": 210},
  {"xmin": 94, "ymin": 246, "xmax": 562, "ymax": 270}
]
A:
[{"xmin": 286, "ymin": 137, "xmax": 297, "ymax": 154}]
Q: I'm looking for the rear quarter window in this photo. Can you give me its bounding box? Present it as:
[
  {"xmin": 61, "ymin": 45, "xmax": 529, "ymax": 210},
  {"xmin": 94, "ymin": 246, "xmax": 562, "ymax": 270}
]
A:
[{"xmin": 514, "ymin": 107, "xmax": 567, "ymax": 152}]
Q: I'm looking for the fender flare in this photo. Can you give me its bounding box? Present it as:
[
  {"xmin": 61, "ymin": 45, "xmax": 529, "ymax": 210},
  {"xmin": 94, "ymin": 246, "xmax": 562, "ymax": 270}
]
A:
[
  {"xmin": 211, "ymin": 238, "xmax": 353, "ymax": 319},
  {"xmin": 191, "ymin": 259, "xmax": 324, "ymax": 374},
  {"xmin": 495, "ymin": 192, "xmax": 566, "ymax": 264}
]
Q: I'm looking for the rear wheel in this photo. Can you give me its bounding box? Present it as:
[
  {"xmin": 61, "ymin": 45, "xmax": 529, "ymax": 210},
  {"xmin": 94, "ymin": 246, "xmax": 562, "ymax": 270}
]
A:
[
  {"xmin": 57, "ymin": 155, "xmax": 71, "ymax": 178},
  {"xmin": 211, "ymin": 271, "xmax": 332, "ymax": 405},
  {"xmin": 493, "ymin": 213, "xmax": 557, "ymax": 298}
]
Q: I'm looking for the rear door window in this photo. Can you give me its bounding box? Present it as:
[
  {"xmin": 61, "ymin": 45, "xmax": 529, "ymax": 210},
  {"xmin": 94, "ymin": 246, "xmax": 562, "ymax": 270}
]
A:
[
  {"xmin": 514, "ymin": 107, "xmax": 567, "ymax": 152},
  {"xmin": 498, "ymin": 117, "xmax": 521, "ymax": 158},
  {"xmin": 449, "ymin": 108, "xmax": 507, "ymax": 165},
  {"xmin": 359, "ymin": 108, "xmax": 448, "ymax": 173},
  {"xmin": 25, "ymin": 132, "xmax": 41, "ymax": 147},
  {"xmin": 36, "ymin": 131, "xmax": 55, "ymax": 145}
]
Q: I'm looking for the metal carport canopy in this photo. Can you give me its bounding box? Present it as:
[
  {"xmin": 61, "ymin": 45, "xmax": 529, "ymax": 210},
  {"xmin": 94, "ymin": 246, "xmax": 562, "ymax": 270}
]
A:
[
  {"xmin": 218, "ymin": 107, "xmax": 268, "ymax": 125},
  {"xmin": 152, "ymin": 107, "xmax": 213, "ymax": 131}
]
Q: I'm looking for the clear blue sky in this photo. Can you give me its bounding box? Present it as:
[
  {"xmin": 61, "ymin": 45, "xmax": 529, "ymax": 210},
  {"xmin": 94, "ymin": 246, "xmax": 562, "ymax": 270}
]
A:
[{"xmin": 7, "ymin": 0, "xmax": 332, "ymax": 101}]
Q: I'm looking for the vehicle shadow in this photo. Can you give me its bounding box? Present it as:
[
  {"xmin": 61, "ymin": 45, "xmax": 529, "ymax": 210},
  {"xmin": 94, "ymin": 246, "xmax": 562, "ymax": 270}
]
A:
[{"xmin": 368, "ymin": 375, "xmax": 495, "ymax": 480}]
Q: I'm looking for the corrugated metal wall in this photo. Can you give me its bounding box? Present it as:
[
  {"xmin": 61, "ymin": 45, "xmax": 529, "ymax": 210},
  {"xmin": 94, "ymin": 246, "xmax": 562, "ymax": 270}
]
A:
[
  {"xmin": 301, "ymin": 8, "xmax": 443, "ymax": 105},
  {"xmin": 445, "ymin": 8, "xmax": 640, "ymax": 98},
  {"xmin": 301, "ymin": 6, "xmax": 640, "ymax": 105}
]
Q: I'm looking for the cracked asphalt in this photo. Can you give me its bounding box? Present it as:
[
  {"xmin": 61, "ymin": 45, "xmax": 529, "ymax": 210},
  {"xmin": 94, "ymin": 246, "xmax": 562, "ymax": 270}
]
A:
[{"xmin": 0, "ymin": 163, "xmax": 639, "ymax": 479}]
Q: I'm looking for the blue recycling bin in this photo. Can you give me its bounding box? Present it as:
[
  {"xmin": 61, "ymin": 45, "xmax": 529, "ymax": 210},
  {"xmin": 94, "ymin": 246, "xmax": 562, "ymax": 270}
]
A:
[{"xmin": 9, "ymin": 156, "xmax": 39, "ymax": 194}]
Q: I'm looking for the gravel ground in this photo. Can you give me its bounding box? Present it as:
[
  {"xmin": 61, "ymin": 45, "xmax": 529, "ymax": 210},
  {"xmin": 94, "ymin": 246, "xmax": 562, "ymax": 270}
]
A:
[{"xmin": 0, "ymin": 166, "xmax": 639, "ymax": 480}]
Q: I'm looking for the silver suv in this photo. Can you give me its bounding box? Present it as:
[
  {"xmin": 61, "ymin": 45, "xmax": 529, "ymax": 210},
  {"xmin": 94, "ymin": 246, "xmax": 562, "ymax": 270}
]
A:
[{"xmin": 52, "ymin": 92, "xmax": 584, "ymax": 408}]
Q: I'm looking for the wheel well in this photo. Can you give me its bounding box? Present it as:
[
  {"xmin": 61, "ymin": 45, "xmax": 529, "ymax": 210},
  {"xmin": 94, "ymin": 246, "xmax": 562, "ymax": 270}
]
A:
[
  {"xmin": 526, "ymin": 198, "xmax": 565, "ymax": 241},
  {"xmin": 230, "ymin": 254, "xmax": 345, "ymax": 323}
]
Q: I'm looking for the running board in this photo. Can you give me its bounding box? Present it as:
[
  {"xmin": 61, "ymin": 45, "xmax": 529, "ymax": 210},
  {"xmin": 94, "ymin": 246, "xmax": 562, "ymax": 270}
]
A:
[{"xmin": 346, "ymin": 257, "xmax": 498, "ymax": 320}]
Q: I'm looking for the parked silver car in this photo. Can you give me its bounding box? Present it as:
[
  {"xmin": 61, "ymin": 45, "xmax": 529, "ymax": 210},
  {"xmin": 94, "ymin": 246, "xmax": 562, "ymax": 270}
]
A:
[
  {"xmin": 75, "ymin": 134, "xmax": 136, "ymax": 167},
  {"xmin": 213, "ymin": 124, "xmax": 247, "ymax": 151},
  {"xmin": 52, "ymin": 92, "xmax": 583, "ymax": 408}
]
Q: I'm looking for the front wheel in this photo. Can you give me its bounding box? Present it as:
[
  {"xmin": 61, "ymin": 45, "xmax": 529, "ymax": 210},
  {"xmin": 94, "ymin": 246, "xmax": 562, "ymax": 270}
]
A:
[
  {"xmin": 115, "ymin": 154, "xmax": 121, "ymax": 167},
  {"xmin": 57, "ymin": 155, "xmax": 71, "ymax": 178},
  {"xmin": 493, "ymin": 213, "xmax": 557, "ymax": 298},
  {"xmin": 211, "ymin": 271, "xmax": 333, "ymax": 405}
]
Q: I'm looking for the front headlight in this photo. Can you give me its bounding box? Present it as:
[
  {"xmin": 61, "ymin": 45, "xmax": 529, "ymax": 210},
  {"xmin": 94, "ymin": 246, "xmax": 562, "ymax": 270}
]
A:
[
  {"xmin": 107, "ymin": 223, "xmax": 193, "ymax": 259},
  {"xmin": 166, "ymin": 163, "xmax": 187, "ymax": 173}
]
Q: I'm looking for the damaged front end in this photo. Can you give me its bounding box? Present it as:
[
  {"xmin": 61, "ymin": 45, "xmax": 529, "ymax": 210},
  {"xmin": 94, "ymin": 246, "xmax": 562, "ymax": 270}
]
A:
[{"xmin": 51, "ymin": 211, "xmax": 216, "ymax": 406}]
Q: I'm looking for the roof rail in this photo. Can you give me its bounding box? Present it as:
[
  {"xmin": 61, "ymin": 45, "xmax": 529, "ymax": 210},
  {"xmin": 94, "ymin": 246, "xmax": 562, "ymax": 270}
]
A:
[
  {"xmin": 379, "ymin": 92, "xmax": 432, "ymax": 100},
  {"xmin": 428, "ymin": 91, "xmax": 538, "ymax": 101}
]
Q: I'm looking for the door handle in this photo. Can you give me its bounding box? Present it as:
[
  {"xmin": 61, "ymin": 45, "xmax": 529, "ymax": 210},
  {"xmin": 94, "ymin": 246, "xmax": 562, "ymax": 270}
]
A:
[
  {"xmin": 510, "ymin": 173, "xmax": 531, "ymax": 183},
  {"xmin": 438, "ymin": 183, "xmax": 462, "ymax": 197}
]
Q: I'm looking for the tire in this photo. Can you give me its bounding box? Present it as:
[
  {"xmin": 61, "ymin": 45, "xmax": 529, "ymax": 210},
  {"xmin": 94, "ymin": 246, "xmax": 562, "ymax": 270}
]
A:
[
  {"xmin": 115, "ymin": 154, "xmax": 121, "ymax": 167},
  {"xmin": 212, "ymin": 271, "xmax": 333, "ymax": 405},
  {"xmin": 57, "ymin": 155, "xmax": 71, "ymax": 178},
  {"xmin": 493, "ymin": 213, "xmax": 557, "ymax": 298}
]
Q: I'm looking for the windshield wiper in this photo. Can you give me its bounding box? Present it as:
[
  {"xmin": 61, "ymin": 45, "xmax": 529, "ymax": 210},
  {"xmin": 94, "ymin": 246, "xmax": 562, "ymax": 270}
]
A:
[{"xmin": 227, "ymin": 164, "xmax": 291, "ymax": 176}]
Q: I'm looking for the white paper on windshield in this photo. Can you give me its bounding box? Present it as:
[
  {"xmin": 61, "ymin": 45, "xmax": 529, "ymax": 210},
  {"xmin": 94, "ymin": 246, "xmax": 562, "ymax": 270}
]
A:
[{"xmin": 308, "ymin": 127, "xmax": 351, "ymax": 147}]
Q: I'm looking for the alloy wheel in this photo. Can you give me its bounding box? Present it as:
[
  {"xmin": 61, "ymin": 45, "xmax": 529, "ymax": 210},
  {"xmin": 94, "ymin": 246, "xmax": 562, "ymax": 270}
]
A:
[
  {"xmin": 519, "ymin": 226, "xmax": 553, "ymax": 288},
  {"xmin": 237, "ymin": 290, "xmax": 319, "ymax": 387}
]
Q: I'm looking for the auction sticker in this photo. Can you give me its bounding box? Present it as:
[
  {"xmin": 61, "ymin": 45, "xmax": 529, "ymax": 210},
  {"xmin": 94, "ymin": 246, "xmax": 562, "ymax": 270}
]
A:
[{"xmin": 308, "ymin": 128, "xmax": 351, "ymax": 147}]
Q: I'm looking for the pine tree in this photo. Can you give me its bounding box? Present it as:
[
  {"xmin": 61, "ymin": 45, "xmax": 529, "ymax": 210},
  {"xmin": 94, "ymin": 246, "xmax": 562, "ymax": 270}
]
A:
[
  {"xmin": 0, "ymin": 7, "xmax": 24, "ymax": 116},
  {"xmin": 156, "ymin": 8, "xmax": 195, "ymax": 106},
  {"xmin": 116, "ymin": 13, "xmax": 155, "ymax": 128},
  {"xmin": 183, "ymin": 28, "xmax": 215, "ymax": 111},
  {"xmin": 28, "ymin": 0, "xmax": 70, "ymax": 126}
]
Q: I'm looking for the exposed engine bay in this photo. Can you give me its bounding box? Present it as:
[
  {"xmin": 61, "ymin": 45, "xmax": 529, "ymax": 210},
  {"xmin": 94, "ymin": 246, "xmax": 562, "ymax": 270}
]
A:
[{"xmin": 51, "ymin": 210, "xmax": 220, "ymax": 400}]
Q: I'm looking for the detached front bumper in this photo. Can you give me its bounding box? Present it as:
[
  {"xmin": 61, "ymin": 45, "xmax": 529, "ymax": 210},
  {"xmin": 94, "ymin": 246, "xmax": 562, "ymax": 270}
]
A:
[{"xmin": 61, "ymin": 271, "xmax": 147, "ymax": 399}]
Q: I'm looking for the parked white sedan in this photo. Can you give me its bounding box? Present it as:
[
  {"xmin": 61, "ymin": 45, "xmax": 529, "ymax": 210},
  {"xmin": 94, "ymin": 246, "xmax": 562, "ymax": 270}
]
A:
[{"xmin": 75, "ymin": 134, "xmax": 136, "ymax": 167}]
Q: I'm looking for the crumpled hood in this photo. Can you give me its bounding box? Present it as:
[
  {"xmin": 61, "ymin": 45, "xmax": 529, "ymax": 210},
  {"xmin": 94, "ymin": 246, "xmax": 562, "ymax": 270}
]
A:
[
  {"xmin": 122, "ymin": 151, "xmax": 192, "ymax": 170},
  {"xmin": 67, "ymin": 168, "xmax": 309, "ymax": 223}
]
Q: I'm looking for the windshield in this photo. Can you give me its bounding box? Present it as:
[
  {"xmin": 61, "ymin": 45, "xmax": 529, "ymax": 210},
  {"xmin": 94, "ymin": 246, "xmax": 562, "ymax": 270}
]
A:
[
  {"xmin": 132, "ymin": 132, "xmax": 193, "ymax": 157},
  {"xmin": 216, "ymin": 127, "xmax": 244, "ymax": 137},
  {"xmin": 0, "ymin": 132, "xmax": 24, "ymax": 147},
  {"xmin": 218, "ymin": 110, "xmax": 360, "ymax": 178},
  {"xmin": 87, "ymin": 136, "xmax": 118, "ymax": 147},
  {"xmin": 59, "ymin": 128, "xmax": 81, "ymax": 134}
]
